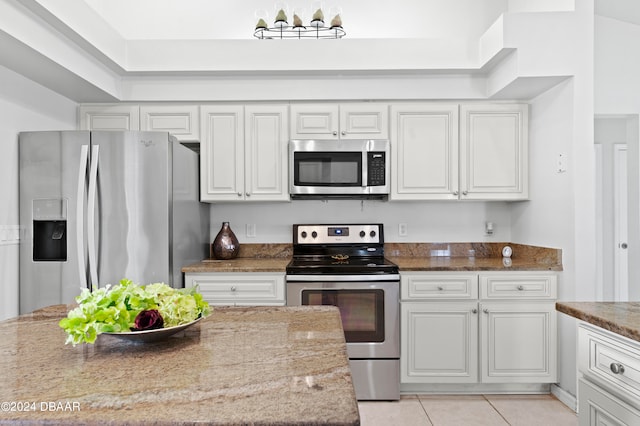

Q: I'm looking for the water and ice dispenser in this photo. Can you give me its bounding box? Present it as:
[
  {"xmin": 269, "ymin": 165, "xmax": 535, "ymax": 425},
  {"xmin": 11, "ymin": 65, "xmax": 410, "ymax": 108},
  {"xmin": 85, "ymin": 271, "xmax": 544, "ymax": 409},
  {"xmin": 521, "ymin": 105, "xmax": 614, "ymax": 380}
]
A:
[{"xmin": 32, "ymin": 199, "xmax": 67, "ymax": 262}]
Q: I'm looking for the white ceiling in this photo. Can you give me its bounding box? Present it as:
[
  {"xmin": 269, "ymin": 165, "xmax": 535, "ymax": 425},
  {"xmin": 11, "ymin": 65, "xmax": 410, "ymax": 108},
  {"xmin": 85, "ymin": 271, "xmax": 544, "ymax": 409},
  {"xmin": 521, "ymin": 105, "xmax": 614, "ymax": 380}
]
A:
[
  {"xmin": 78, "ymin": 0, "xmax": 640, "ymax": 40},
  {"xmin": 596, "ymin": 0, "xmax": 640, "ymax": 27},
  {"xmin": 80, "ymin": 0, "xmax": 509, "ymax": 40}
]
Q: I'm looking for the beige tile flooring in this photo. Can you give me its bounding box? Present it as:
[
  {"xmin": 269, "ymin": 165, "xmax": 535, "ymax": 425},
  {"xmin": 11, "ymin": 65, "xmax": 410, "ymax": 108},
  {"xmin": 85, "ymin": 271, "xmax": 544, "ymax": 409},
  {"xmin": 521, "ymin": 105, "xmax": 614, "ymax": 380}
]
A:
[{"xmin": 358, "ymin": 394, "xmax": 578, "ymax": 426}]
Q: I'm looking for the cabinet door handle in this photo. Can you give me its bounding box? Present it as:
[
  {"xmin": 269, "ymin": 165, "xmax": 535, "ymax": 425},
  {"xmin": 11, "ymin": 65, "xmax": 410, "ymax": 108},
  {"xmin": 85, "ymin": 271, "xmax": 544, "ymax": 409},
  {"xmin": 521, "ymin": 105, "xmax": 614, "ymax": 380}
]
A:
[
  {"xmin": 246, "ymin": 192, "xmax": 251, "ymax": 197},
  {"xmin": 483, "ymin": 308, "xmax": 489, "ymax": 314},
  {"xmin": 610, "ymin": 363, "xmax": 625, "ymax": 374},
  {"xmin": 453, "ymin": 191, "xmax": 459, "ymax": 196},
  {"xmin": 517, "ymin": 285, "xmax": 524, "ymax": 291},
  {"xmin": 237, "ymin": 192, "xmax": 242, "ymax": 197},
  {"xmin": 333, "ymin": 131, "xmax": 338, "ymax": 136},
  {"xmin": 230, "ymin": 286, "xmax": 237, "ymax": 292},
  {"xmin": 462, "ymin": 191, "xmax": 468, "ymax": 196},
  {"xmin": 472, "ymin": 308, "xmax": 478, "ymax": 314},
  {"xmin": 437, "ymin": 285, "xmax": 444, "ymax": 291},
  {"xmin": 341, "ymin": 131, "xmax": 346, "ymax": 136}
]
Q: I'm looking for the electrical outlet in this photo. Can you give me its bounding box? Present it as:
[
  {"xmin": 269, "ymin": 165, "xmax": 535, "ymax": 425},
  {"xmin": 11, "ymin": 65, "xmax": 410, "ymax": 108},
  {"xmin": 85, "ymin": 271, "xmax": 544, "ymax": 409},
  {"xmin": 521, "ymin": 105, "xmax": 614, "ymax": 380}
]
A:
[
  {"xmin": 398, "ymin": 223, "xmax": 408, "ymax": 237},
  {"xmin": 246, "ymin": 224, "xmax": 256, "ymax": 238}
]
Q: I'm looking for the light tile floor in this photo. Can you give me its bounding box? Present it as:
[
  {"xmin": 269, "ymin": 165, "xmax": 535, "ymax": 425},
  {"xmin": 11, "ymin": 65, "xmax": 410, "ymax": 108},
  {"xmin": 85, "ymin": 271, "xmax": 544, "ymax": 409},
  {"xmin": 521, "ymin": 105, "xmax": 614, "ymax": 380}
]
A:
[{"xmin": 358, "ymin": 394, "xmax": 578, "ymax": 425}]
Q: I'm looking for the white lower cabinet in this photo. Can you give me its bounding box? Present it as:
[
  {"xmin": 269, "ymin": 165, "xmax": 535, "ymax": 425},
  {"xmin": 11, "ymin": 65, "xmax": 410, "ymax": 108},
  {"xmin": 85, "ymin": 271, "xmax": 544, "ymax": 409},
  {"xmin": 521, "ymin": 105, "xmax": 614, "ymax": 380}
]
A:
[
  {"xmin": 578, "ymin": 323, "xmax": 640, "ymax": 425},
  {"xmin": 401, "ymin": 272, "xmax": 557, "ymax": 387},
  {"xmin": 579, "ymin": 378, "xmax": 640, "ymax": 426},
  {"xmin": 402, "ymin": 301, "xmax": 478, "ymax": 383},
  {"xmin": 184, "ymin": 272, "xmax": 285, "ymax": 306},
  {"xmin": 480, "ymin": 301, "xmax": 557, "ymax": 383}
]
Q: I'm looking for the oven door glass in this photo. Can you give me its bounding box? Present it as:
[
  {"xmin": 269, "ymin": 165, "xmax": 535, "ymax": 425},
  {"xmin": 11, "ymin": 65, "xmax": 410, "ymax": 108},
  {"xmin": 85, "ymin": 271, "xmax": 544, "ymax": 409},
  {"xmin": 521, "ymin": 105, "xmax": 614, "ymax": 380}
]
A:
[
  {"xmin": 293, "ymin": 152, "xmax": 362, "ymax": 187},
  {"xmin": 301, "ymin": 289, "xmax": 384, "ymax": 342}
]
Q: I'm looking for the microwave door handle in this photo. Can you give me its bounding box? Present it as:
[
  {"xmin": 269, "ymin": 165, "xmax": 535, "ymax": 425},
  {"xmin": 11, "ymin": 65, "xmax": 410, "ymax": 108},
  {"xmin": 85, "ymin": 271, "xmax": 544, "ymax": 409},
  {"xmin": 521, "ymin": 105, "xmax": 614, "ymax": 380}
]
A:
[
  {"xmin": 362, "ymin": 151, "xmax": 368, "ymax": 189},
  {"xmin": 87, "ymin": 145, "xmax": 99, "ymax": 289},
  {"xmin": 76, "ymin": 144, "xmax": 89, "ymax": 290}
]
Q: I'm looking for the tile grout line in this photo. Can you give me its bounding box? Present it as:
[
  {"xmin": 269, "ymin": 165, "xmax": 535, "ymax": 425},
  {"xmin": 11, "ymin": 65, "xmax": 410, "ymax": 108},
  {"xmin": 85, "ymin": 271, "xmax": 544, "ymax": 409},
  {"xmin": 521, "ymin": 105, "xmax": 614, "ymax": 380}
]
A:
[
  {"xmin": 483, "ymin": 395, "xmax": 512, "ymax": 426},
  {"xmin": 415, "ymin": 395, "xmax": 435, "ymax": 426}
]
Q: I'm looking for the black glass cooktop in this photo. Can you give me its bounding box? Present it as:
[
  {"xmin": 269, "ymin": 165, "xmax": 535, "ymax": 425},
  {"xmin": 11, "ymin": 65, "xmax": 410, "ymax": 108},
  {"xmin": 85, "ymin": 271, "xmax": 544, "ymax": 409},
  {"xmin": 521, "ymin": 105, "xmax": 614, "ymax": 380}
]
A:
[{"xmin": 286, "ymin": 256, "xmax": 399, "ymax": 275}]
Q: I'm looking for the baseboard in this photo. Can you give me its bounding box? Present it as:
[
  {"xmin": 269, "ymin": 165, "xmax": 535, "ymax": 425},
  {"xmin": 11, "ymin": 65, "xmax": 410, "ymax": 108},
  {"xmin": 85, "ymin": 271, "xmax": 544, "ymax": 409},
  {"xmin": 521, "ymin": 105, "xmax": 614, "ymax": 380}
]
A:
[{"xmin": 551, "ymin": 384, "xmax": 577, "ymax": 413}]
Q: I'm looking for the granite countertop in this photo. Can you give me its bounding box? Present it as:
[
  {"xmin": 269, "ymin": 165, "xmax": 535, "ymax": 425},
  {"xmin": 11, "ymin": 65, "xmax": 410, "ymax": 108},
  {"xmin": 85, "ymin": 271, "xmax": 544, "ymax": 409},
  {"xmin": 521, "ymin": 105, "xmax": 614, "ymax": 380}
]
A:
[
  {"xmin": 556, "ymin": 302, "xmax": 640, "ymax": 343},
  {"xmin": 0, "ymin": 305, "xmax": 359, "ymax": 425},
  {"xmin": 182, "ymin": 257, "xmax": 291, "ymax": 273},
  {"xmin": 182, "ymin": 242, "xmax": 562, "ymax": 274},
  {"xmin": 388, "ymin": 256, "xmax": 561, "ymax": 271}
]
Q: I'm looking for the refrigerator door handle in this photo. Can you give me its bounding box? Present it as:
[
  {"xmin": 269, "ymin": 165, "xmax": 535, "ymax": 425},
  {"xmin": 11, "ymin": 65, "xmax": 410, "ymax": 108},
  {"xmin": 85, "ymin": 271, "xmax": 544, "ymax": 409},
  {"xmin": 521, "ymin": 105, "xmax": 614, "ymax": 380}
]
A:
[
  {"xmin": 76, "ymin": 144, "xmax": 89, "ymax": 290},
  {"xmin": 87, "ymin": 145, "xmax": 100, "ymax": 289}
]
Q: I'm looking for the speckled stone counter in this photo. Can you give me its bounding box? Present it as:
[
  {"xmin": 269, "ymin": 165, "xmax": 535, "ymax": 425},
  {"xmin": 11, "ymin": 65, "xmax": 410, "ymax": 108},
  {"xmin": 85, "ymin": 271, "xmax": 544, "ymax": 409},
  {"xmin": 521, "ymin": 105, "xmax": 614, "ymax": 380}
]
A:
[
  {"xmin": 182, "ymin": 242, "xmax": 562, "ymax": 273},
  {"xmin": 182, "ymin": 243, "xmax": 291, "ymax": 273},
  {"xmin": 556, "ymin": 302, "xmax": 640, "ymax": 343},
  {"xmin": 0, "ymin": 305, "xmax": 359, "ymax": 425},
  {"xmin": 386, "ymin": 242, "xmax": 562, "ymax": 271}
]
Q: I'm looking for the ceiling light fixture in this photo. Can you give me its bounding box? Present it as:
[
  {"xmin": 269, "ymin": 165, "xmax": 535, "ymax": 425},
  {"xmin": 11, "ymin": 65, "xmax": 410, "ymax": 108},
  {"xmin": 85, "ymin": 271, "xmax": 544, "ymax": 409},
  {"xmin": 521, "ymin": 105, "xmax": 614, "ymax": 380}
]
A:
[{"xmin": 254, "ymin": 3, "xmax": 345, "ymax": 39}]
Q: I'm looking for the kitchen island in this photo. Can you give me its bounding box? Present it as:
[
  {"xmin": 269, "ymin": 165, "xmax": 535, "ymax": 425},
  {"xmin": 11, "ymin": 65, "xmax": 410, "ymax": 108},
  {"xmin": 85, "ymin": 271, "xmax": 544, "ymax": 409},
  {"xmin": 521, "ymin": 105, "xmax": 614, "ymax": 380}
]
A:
[
  {"xmin": 556, "ymin": 301, "xmax": 640, "ymax": 342},
  {"xmin": 0, "ymin": 305, "xmax": 359, "ymax": 425},
  {"xmin": 557, "ymin": 302, "xmax": 640, "ymax": 424}
]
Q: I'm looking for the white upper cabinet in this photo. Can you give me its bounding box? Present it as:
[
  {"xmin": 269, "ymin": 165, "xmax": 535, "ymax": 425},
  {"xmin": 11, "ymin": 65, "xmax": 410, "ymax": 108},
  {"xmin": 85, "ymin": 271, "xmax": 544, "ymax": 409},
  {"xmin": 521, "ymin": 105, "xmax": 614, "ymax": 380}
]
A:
[
  {"xmin": 200, "ymin": 104, "xmax": 289, "ymax": 203},
  {"xmin": 390, "ymin": 102, "xmax": 528, "ymax": 201},
  {"xmin": 80, "ymin": 104, "xmax": 199, "ymax": 142},
  {"xmin": 140, "ymin": 105, "xmax": 199, "ymax": 141},
  {"xmin": 290, "ymin": 103, "xmax": 388, "ymax": 140},
  {"xmin": 79, "ymin": 104, "xmax": 140, "ymax": 131},
  {"xmin": 390, "ymin": 103, "xmax": 459, "ymax": 200},
  {"xmin": 244, "ymin": 104, "xmax": 289, "ymax": 201},
  {"xmin": 459, "ymin": 104, "xmax": 529, "ymax": 200},
  {"xmin": 200, "ymin": 105, "xmax": 244, "ymax": 202}
]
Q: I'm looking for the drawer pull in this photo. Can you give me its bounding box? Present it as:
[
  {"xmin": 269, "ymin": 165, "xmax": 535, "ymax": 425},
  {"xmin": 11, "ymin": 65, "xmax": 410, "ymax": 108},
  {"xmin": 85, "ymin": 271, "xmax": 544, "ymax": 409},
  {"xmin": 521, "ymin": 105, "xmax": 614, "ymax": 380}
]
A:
[
  {"xmin": 437, "ymin": 285, "xmax": 444, "ymax": 291},
  {"xmin": 517, "ymin": 285, "xmax": 524, "ymax": 291},
  {"xmin": 610, "ymin": 363, "xmax": 625, "ymax": 375},
  {"xmin": 230, "ymin": 286, "xmax": 237, "ymax": 292}
]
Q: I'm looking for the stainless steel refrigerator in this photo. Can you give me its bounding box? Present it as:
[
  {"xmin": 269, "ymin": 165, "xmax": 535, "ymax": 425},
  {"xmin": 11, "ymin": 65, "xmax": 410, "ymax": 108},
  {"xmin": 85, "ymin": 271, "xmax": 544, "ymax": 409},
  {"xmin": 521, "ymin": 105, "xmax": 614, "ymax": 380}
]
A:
[{"xmin": 19, "ymin": 131, "xmax": 209, "ymax": 314}]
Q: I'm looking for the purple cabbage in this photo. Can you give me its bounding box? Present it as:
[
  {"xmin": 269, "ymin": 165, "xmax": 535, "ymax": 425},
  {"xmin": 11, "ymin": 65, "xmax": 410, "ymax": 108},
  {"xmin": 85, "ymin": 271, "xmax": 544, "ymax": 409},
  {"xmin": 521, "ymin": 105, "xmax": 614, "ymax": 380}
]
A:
[{"xmin": 132, "ymin": 309, "xmax": 164, "ymax": 331}]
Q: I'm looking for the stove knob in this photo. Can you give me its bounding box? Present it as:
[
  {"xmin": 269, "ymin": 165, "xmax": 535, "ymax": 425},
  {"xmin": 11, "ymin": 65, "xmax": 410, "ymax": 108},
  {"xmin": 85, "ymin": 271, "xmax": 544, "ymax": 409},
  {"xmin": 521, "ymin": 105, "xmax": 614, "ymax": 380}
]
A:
[
  {"xmin": 301, "ymin": 231, "xmax": 307, "ymax": 239},
  {"xmin": 360, "ymin": 230, "xmax": 366, "ymax": 238},
  {"xmin": 311, "ymin": 231, "xmax": 318, "ymax": 238},
  {"xmin": 370, "ymin": 230, "xmax": 376, "ymax": 238}
]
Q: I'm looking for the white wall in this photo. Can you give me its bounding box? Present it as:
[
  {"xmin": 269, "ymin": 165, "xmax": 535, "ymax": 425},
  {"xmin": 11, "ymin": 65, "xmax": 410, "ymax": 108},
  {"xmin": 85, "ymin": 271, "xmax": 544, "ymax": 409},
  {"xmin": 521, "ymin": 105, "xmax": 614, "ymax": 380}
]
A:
[
  {"xmin": 210, "ymin": 200, "xmax": 512, "ymax": 244},
  {"xmin": 595, "ymin": 14, "xmax": 640, "ymax": 300},
  {"xmin": 595, "ymin": 15, "xmax": 640, "ymax": 115},
  {"xmin": 0, "ymin": 65, "xmax": 77, "ymax": 321},
  {"xmin": 509, "ymin": 0, "xmax": 595, "ymax": 404}
]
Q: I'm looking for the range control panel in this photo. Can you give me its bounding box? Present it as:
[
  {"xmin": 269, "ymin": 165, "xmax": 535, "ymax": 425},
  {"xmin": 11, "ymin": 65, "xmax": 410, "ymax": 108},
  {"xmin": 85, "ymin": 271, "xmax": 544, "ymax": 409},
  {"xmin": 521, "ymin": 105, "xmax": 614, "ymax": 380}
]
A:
[{"xmin": 294, "ymin": 224, "xmax": 383, "ymax": 245}]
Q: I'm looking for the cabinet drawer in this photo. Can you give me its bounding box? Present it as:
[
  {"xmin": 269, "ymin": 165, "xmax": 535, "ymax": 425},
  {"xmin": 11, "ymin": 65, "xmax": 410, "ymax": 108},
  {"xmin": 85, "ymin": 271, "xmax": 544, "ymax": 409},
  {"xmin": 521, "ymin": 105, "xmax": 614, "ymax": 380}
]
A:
[
  {"xmin": 479, "ymin": 273, "xmax": 557, "ymax": 299},
  {"xmin": 401, "ymin": 274, "xmax": 478, "ymax": 300},
  {"xmin": 579, "ymin": 324, "xmax": 640, "ymax": 406},
  {"xmin": 185, "ymin": 273, "xmax": 285, "ymax": 306},
  {"xmin": 579, "ymin": 377, "xmax": 640, "ymax": 425}
]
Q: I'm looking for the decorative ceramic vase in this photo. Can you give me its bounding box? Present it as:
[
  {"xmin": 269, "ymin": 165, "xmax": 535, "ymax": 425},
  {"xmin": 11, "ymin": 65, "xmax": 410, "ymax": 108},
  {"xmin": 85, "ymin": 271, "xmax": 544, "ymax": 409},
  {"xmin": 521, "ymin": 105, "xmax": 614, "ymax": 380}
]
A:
[{"xmin": 212, "ymin": 222, "xmax": 240, "ymax": 260}]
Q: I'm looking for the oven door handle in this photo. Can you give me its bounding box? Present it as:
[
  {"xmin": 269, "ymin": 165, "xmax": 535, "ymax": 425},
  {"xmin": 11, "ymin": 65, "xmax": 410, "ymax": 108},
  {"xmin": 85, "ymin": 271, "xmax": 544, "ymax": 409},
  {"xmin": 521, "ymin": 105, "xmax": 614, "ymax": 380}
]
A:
[{"xmin": 286, "ymin": 274, "xmax": 400, "ymax": 282}]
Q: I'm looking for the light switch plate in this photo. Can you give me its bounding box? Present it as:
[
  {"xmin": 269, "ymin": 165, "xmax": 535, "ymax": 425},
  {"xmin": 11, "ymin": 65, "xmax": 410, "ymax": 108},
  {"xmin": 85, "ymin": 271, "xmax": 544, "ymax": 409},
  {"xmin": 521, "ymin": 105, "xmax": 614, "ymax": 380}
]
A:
[{"xmin": 246, "ymin": 224, "xmax": 256, "ymax": 238}]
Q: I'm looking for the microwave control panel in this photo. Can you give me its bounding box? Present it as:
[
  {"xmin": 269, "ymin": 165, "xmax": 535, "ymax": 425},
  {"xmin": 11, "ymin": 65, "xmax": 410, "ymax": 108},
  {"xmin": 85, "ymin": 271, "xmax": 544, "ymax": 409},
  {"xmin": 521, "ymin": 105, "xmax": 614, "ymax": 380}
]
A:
[{"xmin": 367, "ymin": 152, "xmax": 386, "ymax": 186}]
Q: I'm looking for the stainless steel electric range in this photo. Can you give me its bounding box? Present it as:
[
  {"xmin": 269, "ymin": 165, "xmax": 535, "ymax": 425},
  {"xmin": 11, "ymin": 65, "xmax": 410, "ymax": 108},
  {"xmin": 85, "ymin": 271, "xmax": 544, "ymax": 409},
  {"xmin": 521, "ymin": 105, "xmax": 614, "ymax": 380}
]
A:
[{"xmin": 285, "ymin": 223, "xmax": 400, "ymax": 400}]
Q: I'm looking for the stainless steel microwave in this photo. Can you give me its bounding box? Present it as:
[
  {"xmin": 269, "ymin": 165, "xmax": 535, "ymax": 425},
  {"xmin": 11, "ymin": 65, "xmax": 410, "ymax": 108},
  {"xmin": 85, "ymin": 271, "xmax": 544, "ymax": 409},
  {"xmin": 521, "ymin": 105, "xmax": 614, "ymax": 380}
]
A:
[{"xmin": 289, "ymin": 139, "xmax": 390, "ymax": 198}]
